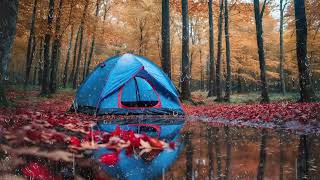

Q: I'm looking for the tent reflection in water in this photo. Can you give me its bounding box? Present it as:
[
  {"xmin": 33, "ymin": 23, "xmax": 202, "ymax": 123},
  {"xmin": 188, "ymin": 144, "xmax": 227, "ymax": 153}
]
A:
[
  {"xmin": 72, "ymin": 53, "xmax": 184, "ymax": 115},
  {"xmin": 94, "ymin": 119, "xmax": 185, "ymax": 180}
]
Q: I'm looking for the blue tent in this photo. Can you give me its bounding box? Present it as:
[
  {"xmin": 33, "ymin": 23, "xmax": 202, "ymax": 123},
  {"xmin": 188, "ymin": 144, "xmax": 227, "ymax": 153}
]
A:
[{"xmin": 73, "ymin": 53, "xmax": 184, "ymax": 115}]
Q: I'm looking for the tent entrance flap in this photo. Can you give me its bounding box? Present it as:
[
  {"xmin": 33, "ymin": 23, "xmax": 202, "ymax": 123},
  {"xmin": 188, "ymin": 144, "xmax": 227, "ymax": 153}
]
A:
[{"xmin": 120, "ymin": 77, "xmax": 160, "ymax": 108}]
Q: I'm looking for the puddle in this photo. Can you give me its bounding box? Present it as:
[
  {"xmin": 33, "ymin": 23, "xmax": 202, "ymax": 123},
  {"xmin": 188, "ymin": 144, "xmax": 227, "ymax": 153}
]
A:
[{"xmin": 1, "ymin": 118, "xmax": 319, "ymax": 179}]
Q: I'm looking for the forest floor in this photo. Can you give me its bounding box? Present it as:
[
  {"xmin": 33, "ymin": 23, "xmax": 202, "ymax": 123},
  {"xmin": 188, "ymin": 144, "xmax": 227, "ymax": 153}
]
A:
[{"xmin": 0, "ymin": 88, "xmax": 320, "ymax": 179}]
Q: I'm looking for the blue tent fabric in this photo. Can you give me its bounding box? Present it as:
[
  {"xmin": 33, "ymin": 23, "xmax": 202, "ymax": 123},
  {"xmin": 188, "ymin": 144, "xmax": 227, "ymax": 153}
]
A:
[{"xmin": 73, "ymin": 53, "xmax": 184, "ymax": 115}]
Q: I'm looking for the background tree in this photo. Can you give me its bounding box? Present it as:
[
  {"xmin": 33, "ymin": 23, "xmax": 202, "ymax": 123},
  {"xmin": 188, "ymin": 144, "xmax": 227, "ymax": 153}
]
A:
[
  {"xmin": 279, "ymin": 0, "xmax": 287, "ymax": 95},
  {"xmin": 73, "ymin": 0, "xmax": 89, "ymax": 89},
  {"xmin": 216, "ymin": 0, "xmax": 224, "ymax": 102},
  {"xmin": 253, "ymin": 0, "xmax": 270, "ymax": 103},
  {"xmin": 86, "ymin": 0, "xmax": 100, "ymax": 77},
  {"xmin": 0, "ymin": 0, "xmax": 19, "ymax": 105},
  {"xmin": 181, "ymin": 0, "xmax": 191, "ymax": 100},
  {"xmin": 24, "ymin": 0, "xmax": 37, "ymax": 88},
  {"xmin": 208, "ymin": 0, "xmax": 216, "ymax": 97},
  {"xmin": 41, "ymin": 0, "xmax": 54, "ymax": 96},
  {"xmin": 294, "ymin": 0, "xmax": 316, "ymax": 102},
  {"xmin": 161, "ymin": 0, "xmax": 171, "ymax": 78},
  {"xmin": 224, "ymin": 0, "xmax": 231, "ymax": 102},
  {"xmin": 49, "ymin": 0, "xmax": 63, "ymax": 93}
]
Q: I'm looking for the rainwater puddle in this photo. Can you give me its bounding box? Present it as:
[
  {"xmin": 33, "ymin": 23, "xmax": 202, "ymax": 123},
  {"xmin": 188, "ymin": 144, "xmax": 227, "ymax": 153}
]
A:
[{"xmin": 1, "ymin": 118, "xmax": 319, "ymax": 180}]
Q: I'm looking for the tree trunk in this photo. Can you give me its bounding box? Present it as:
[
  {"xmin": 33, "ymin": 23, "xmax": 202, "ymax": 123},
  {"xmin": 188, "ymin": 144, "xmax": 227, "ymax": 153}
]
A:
[
  {"xmin": 0, "ymin": 0, "xmax": 19, "ymax": 105},
  {"xmin": 49, "ymin": 0, "xmax": 63, "ymax": 93},
  {"xmin": 237, "ymin": 68, "xmax": 241, "ymax": 93},
  {"xmin": 224, "ymin": 0, "xmax": 231, "ymax": 102},
  {"xmin": 181, "ymin": 0, "xmax": 191, "ymax": 100},
  {"xmin": 253, "ymin": 0, "xmax": 270, "ymax": 103},
  {"xmin": 83, "ymin": 38, "xmax": 89, "ymax": 81},
  {"xmin": 215, "ymin": 0, "xmax": 224, "ymax": 101},
  {"xmin": 86, "ymin": 0, "xmax": 100, "ymax": 77},
  {"xmin": 257, "ymin": 129, "xmax": 267, "ymax": 180},
  {"xmin": 63, "ymin": 26, "xmax": 74, "ymax": 88},
  {"xmin": 30, "ymin": 36, "xmax": 37, "ymax": 85},
  {"xmin": 69, "ymin": 27, "xmax": 80, "ymax": 84},
  {"xmin": 38, "ymin": 38, "xmax": 43, "ymax": 86},
  {"xmin": 294, "ymin": 0, "xmax": 316, "ymax": 102},
  {"xmin": 279, "ymin": 0, "xmax": 286, "ymax": 95},
  {"xmin": 208, "ymin": 0, "xmax": 216, "ymax": 97},
  {"xmin": 24, "ymin": 0, "xmax": 38, "ymax": 88},
  {"xmin": 41, "ymin": 0, "xmax": 54, "ymax": 96},
  {"xmin": 161, "ymin": 0, "xmax": 171, "ymax": 78},
  {"xmin": 73, "ymin": 0, "xmax": 89, "ymax": 89}
]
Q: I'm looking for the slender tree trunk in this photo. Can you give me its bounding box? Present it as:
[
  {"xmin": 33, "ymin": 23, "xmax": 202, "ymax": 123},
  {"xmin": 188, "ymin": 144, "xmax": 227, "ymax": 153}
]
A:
[
  {"xmin": 200, "ymin": 49, "xmax": 204, "ymax": 90},
  {"xmin": 24, "ymin": 0, "xmax": 38, "ymax": 88},
  {"xmin": 216, "ymin": 0, "xmax": 224, "ymax": 101},
  {"xmin": 69, "ymin": 27, "xmax": 80, "ymax": 83},
  {"xmin": 161, "ymin": 0, "xmax": 171, "ymax": 78},
  {"xmin": 253, "ymin": 0, "xmax": 270, "ymax": 103},
  {"xmin": 0, "ymin": 0, "xmax": 19, "ymax": 105},
  {"xmin": 83, "ymin": 39, "xmax": 89, "ymax": 81},
  {"xmin": 237, "ymin": 68, "xmax": 241, "ymax": 93},
  {"xmin": 49, "ymin": 0, "xmax": 63, "ymax": 93},
  {"xmin": 257, "ymin": 129, "xmax": 267, "ymax": 180},
  {"xmin": 38, "ymin": 38, "xmax": 43, "ymax": 85},
  {"xmin": 208, "ymin": 0, "xmax": 216, "ymax": 97},
  {"xmin": 41, "ymin": 0, "xmax": 54, "ymax": 96},
  {"xmin": 224, "ymin": 0, "xmax": 231, "ymax": 102},
  {"xmin": 279, "ymin": 0, "xmax": 286, "ymax": 95},
  {"xmin": 181, "ymin": 0, "xmax": 191, "ymax": 100},
  {"xmin": 73, "ymin": 0, "xmax": 89, "ymax": 89},
  {"xmin": 86, "ymin": 0, "xmax": 100, "ymax": 77},
  {"xmin": 63, "ymin": 26, "xmax": 74, "ymax": 88},
  {"xmin": 294, "ymin": 0, "xmax": 316, "ymax": 102},
  {"xmin": 62, "ymin": 0, "xmax": 74, "ymax": 88},
  {"xmin": 29, "ymin": 36, "xmax": 37, "ymax": 85}
]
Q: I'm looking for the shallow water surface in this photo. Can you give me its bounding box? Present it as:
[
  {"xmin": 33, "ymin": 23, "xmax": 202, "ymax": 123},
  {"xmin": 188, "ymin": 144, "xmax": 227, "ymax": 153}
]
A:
[
  {"xmin": 1, "ymin": 118, "xmax": 319, "ymax": 180},
  {"xmin": 95, "ymin": 119, "xmax": 320, "ymax": 180}
]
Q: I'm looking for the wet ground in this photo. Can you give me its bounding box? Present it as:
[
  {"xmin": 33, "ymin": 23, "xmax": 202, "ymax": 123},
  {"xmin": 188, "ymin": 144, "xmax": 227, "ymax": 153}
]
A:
[{"xmin": 1, "ymin": 117, "xmax": 320, "ymax": 180}]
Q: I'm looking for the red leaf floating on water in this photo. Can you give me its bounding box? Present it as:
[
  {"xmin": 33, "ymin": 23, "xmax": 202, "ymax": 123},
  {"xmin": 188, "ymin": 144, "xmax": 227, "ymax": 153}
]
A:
[
  {"xmin": 22, "ymin": 162, "xmax": 59, "ymax": 180},
  {"xmin": 169, "ymin": 142, "xmax": 176, "ymax": 149},
  {"xmin": 146, "ymin": 137, "xmax": 163, "ymax": 149},
  {"xmin": 69, "ymin": 136, "xmax": 81, "ymax": 147},
  {"xmin": 111, "ymin": 125, "xmax": 121, "ymax": 136},
  {"xmin": 99, "ymin": 152, "xmax": 119, "ymax": 166}
]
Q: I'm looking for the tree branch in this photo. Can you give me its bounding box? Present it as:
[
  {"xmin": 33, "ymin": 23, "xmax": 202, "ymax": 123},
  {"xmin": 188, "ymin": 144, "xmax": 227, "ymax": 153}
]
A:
[{"xmin": 260, "ymin": 0, "xmax": 267, "ymax": 19}]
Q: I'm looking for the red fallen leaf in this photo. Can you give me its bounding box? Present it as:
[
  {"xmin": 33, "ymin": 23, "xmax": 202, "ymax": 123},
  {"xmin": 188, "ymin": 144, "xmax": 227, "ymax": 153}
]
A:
[
  {"xmin": 121, "ymin": 130, "xmax": 135, "ymax": 142},
  {"xmin": 125, "ymin": 146, "xmax": 134, "ymax": 156},
  {"xmin": 84, "ymin": 130, "xmax": 102, "ymax": 142},
  {"xmin": 99, "ymin": 152, "xmax": 119, "ymax": 166},
  {"xmin": 130, "ymin": 136, "xmax": 141, "ymax": 148},
  {"xmin": 111, "ymin": 125, "xmax": 121, "ymax": 136},
  {"xmin": 26, "ymin": 130, "xmax": 42, "ymax": 141},
  {"xmin": 22, "ymin": 162, "xmax": 58, "ymax": 180},
  {"xmin": 101, "ymin": 134, "xmax": 112, "ymax": 143},
  {"xmin": 69, "ymin": 136, "xmax": 81, "ymax": 147},
  {"xmin": 146, "ymin": 137, "xmax": 163, "ymax": 149},
  {"xmin": 169, "ymin": 142, "xmax": 176, "ymax": 149},
  {"xmin": 51, "ymin": 133, "xmax": 65, "ymax": 143}
]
